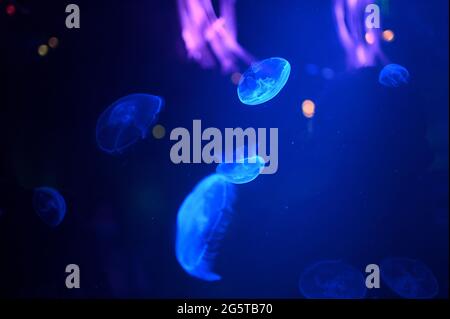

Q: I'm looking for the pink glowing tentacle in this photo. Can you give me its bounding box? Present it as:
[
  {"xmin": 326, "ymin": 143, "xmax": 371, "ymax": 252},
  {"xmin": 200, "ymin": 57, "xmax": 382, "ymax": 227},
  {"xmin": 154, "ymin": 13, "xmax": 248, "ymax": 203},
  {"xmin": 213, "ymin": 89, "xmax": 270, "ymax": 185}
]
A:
[
  {"xmin": 177, "ymin": 0, "xmax": 253, "ymax": 73},
  {"xmin": 333, "ymin": 0, "xmax": 386, "ymax": 69},
  {"xmin": 220, "ymin": 0, "xmax": 237, "ymax": 38}
]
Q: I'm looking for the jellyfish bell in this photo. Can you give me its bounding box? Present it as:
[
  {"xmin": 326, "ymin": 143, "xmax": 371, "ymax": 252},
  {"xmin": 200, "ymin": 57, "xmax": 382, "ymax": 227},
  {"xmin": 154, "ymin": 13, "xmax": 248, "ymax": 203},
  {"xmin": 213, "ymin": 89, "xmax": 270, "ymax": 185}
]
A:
[
  {"xmin": 299, "ymin": 260, "xmax": 367, "ymax": 299},
  {"xmin": 175, "ymin": 174, "xmax": 235, "ymax": 281},
  {"xmin": 96, "ymin": 93, "xmax": 164, "ymax": 154},
  {"xmin": 109, "ymin": 102, "xmax": 137, "ymax": 126},
  {"xmin": 238, "ymin": 57, "xmax": 291, "ymax": 105},
  {"xmin": 216, "ymin": 155, "xmax": 265, "ymax": 184},
  {"xmin": 32, "ymin": 187, "xmax": 67, "ymax": 227},
  {"xmin": 216, "ymin": 142, "xmax": 266, "ymax": 184},
  {"xmin": 378, "ymin": 64, "xmax": 410, "ymax": 88},
  {"xmin": 381, "ymin": 257, "xmax": 439, "ymax": 299}
]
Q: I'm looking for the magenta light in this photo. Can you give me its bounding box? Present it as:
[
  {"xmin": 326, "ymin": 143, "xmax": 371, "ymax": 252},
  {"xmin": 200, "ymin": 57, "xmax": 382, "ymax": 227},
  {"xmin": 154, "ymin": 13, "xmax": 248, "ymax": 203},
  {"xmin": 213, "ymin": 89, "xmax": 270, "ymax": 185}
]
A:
[
  {"xmin": 177, "ymin": 0, "xmax": 253, "ymax": 73},
  {"xmin": 333, "ymin": 0, "xmax": 386, "ymax": 69}
]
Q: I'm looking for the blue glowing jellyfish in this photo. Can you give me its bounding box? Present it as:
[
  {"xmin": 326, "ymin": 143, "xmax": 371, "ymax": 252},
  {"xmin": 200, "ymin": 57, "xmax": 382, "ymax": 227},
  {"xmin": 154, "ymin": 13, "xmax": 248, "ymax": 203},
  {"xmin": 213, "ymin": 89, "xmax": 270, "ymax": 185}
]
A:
[
  {"xmin": 176, "ymin": 174, "xmax": 235, "ymax": 281},
  {"xmin": 96, "ymin": 94, "xmax": 164, "ymax": 154},
  {"xmin": 216, "ymin": 155, "xmax": 265, "ymax": 184},
  {"xmin": 381, "ymin": 257, "xmax": 439, "ymax": 299},
  {"xmin": 299, "ymin": 260, "xmax": 367, "ymax": 299},
  {"xmin": 238, "ymin": 57, "xmax": 291, "ymax": 105},
  {"xmin": 378, "ymin": 64, "xmax": 410, "ymax": 88},
  {"xmin": 32, "ymin": 187, "xmax": 66, "ymax": 227}
]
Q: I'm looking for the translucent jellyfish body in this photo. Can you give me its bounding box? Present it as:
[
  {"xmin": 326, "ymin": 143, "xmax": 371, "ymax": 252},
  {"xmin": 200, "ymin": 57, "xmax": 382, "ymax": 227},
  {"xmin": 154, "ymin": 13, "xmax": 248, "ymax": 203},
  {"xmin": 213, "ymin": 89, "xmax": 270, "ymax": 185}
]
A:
[
  {"xmin": 378, "ymin": 64, "xmax": 410, "ymax": 88},
  {"xmin": 32, "ymin": 187, "xmax": 67, "ymax": 227},
  {"xmin": 175, "ymin": 174, "xmax": 235, "ymax": 281},
  {"xmin": 299, "ymin": 260, "xmax": 367, "ymax": 299},
  {"xmin": 96, "ymin": 94, "xmax": 164, "ymax": 154},
  {"xmin": 237, "ymin": 57, "xmax": 291, "ymax": 105},
  {"xmin": 216, "ymin": 155, "xmax": 265, "ymax": 184},
  {"xmin": 381, "ymin": 257, "xmax": 439, "ymax": 299}
]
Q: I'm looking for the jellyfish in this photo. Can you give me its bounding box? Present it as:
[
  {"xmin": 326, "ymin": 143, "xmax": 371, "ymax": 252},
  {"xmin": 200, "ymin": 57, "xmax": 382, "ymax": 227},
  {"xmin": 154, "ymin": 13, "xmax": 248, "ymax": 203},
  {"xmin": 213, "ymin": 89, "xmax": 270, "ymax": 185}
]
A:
[
  {"xmin": 216, "ymin": 155, "xmax": 265, "ymax": 184},
  {"xmin": 380, "ymin": 257, "xmax": 439, "ymax": 299},
  {"xmin": 96, "ymin": 94, "xmax": 164, "ymax": 154},
  {"xmin": 378, "ymin": 64, "xmax": 410, "ymax": 88},
  {"xmin": 299, "ymin": 260, "xmax": 367, "ymax": 299},
  {"xmin": 177, "ymin": 0, "xmax": 254, "ymax": 73},
  {"xmin": 333, "ymin": 0, "xmax": 387, "ymax": 69},
  {"xmin": 32, "ymin": 187, "xmax": 66, "ymax": 227},
  {"xmin": 237, "ymin": 57, "xmax": 291, "ymax": 106},
  {"xmin": 176, "ymin": 174, "xmax": 235, "ymax": 281}
]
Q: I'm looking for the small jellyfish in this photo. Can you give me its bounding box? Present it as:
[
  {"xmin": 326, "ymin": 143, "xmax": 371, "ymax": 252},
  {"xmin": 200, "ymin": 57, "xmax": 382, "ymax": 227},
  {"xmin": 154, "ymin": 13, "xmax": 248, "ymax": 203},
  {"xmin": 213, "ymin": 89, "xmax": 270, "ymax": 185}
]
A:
[
  {"xmin": 381, "ymin": 257, "xmax": 439, "ymax": 299},
  {"xmin": 216, "ymin": 155, "xmax": 265, "ymax": 184},
  {"xmin": 238, "ymin": 57, "xmax": 291, "ymax": 105},
  {"xmin": 96, "ymin": 94, "xmax": 164, "ymax": 154},
  {"xmin": 299, "ymin": 260, "xmax": 367, "ymax": 299},
  {"xmin": 32, "ymin": 187, "xmax": 66, "ymax": 227},
  {"xmin": 378, "ymin": 64, "xmax": 410, "ymax": 88},
  {"xmin": 176, "ymin": 174, "xmax": 235, "ymax": 281}
]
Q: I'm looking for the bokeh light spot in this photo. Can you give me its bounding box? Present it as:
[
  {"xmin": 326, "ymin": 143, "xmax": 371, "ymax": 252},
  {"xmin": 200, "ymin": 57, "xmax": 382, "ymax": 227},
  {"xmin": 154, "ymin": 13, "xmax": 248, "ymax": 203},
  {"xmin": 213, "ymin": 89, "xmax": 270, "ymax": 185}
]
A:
[
  {"xmin": 38, "ymin": 45, "xmax": 49, "ymax": 57},
  {"xmin": 231, "ymin": 72, "xmax": 242, "ymax": 85},
  {"xmin": 322, "ymin": 68, "xmax": 335, "ymax": 80},
  {"xmin": 48, "ymin": 37, "xmax": 59, "ymax": 49},
  {"xmin": 365, "ymin": 32, "xmax": 375, "ymax": 45},
  {"xmin": 382, "ymin": 29, "xmax": 395, "ymax": 42},
  {"xmin": 302, "ymin": 99, "xmax": 316, "ymax": 119},
  {"xmin": 152, "ymin": 124, "xmax": 166, "ymax": 139},
  {"xmin": 6, "ymin": 4, "xmax": 16, "ymax": 16}
]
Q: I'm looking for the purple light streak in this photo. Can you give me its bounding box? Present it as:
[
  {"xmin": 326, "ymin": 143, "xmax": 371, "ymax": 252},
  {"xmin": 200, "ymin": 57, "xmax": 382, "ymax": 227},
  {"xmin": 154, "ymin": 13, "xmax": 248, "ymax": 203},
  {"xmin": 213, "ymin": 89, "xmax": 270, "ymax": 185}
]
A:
[
  {"xmin": 177, "ymin": 0, "xmax": 253, "ymax": 73},
  {"xmin": 333, "ymin": 0, "xmax": 386, "ymax": 69}
]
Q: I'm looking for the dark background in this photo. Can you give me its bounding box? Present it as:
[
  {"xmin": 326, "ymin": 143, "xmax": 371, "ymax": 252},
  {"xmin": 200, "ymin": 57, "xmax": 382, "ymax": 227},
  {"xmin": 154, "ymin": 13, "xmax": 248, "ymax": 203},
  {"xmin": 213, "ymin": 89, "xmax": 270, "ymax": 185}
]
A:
[{"xmin": 0, "ymin": 0, "xmax": 448, "ymax": 298}]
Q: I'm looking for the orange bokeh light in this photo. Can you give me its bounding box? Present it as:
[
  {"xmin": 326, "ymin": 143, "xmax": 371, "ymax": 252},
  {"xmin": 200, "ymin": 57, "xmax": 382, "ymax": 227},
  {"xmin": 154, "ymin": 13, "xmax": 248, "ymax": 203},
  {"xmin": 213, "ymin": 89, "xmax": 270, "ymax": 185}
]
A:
[
  {"xmin": 302, "ymin": 100, "xmax": 316, "ymax": 118},
  {"xmin": 365, "ymin": 32, "xmax": 375, "ymax": 45},
  {"xmin": 382, "ymin": 30, "xmax": 395, "ymax": 42}
]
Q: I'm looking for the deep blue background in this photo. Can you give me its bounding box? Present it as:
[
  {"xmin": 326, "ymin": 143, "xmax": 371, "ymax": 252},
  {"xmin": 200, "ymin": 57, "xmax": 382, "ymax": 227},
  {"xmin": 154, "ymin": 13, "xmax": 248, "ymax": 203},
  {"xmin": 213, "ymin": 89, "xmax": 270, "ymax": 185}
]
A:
[{"xmin": 0, "ymin": 0, "xmax": 448, "ymax": 298}]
